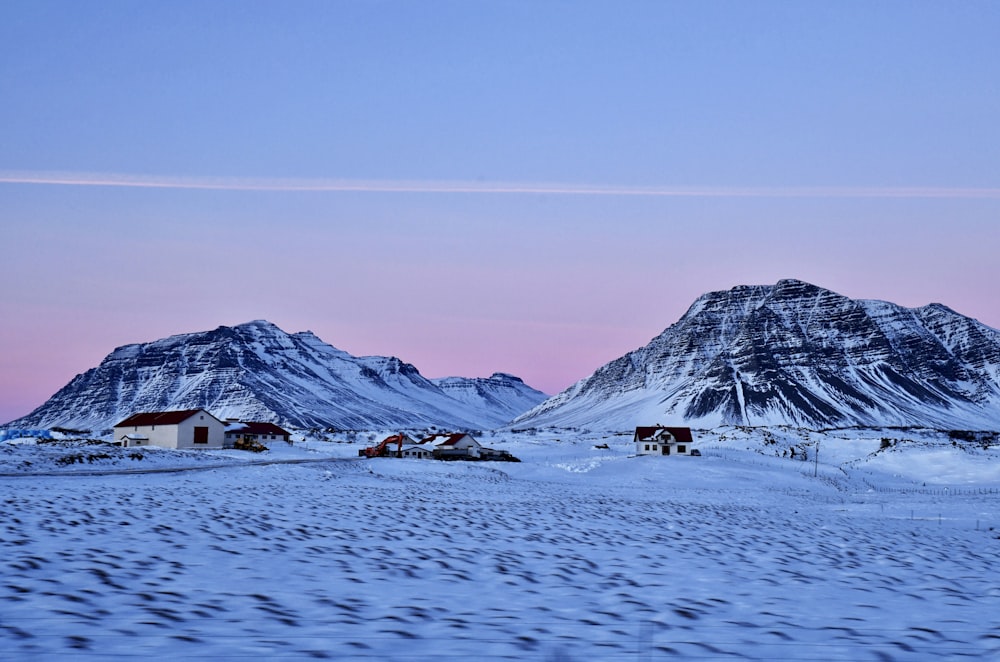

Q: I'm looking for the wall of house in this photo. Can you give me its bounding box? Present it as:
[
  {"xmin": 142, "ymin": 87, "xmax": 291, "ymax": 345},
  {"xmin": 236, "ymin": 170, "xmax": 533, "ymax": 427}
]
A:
[
  {"xmin": 175, "ymin": 413, "xmax": 225, "ymax": 449},
  {"xmin": 114, "ymin": 424, "xmax": 182, "ymax": 449},
  {"xmin": 636, "ymin": 441, "xmax": 662, "ymax": 456},
  {"xmin": 635, "ymin": 438, "xmax": 691, "ymax": 456},
  {"xmin": 401, "ymin": 447, "xmax": 431, "ymax": 459},
  {"xmin": 448, "ymin": 435, "xmax": 481, "ymax": 457}
]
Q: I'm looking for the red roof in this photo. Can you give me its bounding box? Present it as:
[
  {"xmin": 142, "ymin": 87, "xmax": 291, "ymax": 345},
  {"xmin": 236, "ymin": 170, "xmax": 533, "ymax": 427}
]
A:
[
  {"xmin": 418, "ymin": 432, "xmax": 468, "ymax": 446},
  {"xmin": 227, "ymin": 422, "xmax": 291, "ymax": 436},
  {"xmin": 634, "ymin": 426, "xmax": 693, "ymax": 443},
  {"xmin": 115, "ymin": 409, "xmax": 208, "ymax": 428}
]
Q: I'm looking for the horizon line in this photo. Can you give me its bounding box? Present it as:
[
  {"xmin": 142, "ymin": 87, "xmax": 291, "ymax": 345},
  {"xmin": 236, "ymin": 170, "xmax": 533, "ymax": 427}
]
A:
[{"xmin": 2, "ymin": 170, "xmax": 1000, "ymax": 199}]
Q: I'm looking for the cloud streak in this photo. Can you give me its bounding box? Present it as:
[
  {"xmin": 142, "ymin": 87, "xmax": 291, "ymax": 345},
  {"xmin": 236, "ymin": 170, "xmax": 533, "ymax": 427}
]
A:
[{"xmin": 2, "ymin": 170, "xmax": 999, "ymax": 199}]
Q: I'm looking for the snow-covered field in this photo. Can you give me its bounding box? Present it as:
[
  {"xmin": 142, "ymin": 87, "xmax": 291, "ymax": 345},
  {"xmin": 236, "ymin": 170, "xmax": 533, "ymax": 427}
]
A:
[{"xmin": 2, "ymin": 427, "xmax": 999, "ymax": 660}]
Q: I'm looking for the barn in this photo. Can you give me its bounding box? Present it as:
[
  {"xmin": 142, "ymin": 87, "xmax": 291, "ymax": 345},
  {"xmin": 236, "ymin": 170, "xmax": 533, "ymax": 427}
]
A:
[{"xmin": 113, "ymin": 409, "xmax": 225, "ymax": 450}]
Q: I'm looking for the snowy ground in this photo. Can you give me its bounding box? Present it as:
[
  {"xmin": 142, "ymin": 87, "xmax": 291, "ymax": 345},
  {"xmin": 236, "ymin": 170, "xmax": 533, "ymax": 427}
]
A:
[{"xmin": 1, "ymin": 427, "xmax": 999, "ymax": 660}]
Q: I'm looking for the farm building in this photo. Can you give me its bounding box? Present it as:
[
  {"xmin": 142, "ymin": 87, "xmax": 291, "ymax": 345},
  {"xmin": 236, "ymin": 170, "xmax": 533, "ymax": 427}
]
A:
[
  {"xmin": 224, "ymin": 421, "xmax": 291, "ymax": 447},
  {"xmin": 633, "ymin": 426, "xmax": 694, "ymax": 456},
  {"xmin": 113, "ymin": 409, "xmax": 225, "ymax": 450},
  {"xmin": 419, "ymin": 432, "xmax": 482, "ymax": 460},
  {"xmin": 360, "ymin": 432, "xmax": 516, "ymax": 461},
  {"xmin": 400, "ymin": 443, "xmax": 434, "ymax": 459},
  {"xmin": 479, "ymin": 447, "xmax": 519, "ymax": 462}
]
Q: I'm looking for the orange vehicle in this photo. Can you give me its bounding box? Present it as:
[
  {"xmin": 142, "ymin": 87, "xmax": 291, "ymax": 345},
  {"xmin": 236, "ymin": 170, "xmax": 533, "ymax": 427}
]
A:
[{"xmin": 360, "ymin": 434, "xmax": 405, "ymax": 458}]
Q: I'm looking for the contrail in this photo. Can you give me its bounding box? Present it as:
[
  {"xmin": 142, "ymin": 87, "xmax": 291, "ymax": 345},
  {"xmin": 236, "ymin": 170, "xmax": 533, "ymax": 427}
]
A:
[{"xmin": 1, "ymin": 170, "xmax": 998, "ymax": 199}]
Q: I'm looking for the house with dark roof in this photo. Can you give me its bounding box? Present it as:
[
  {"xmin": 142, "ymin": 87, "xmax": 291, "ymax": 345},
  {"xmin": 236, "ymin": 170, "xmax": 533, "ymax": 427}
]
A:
[
  {"xmin": 633, "ymin": 426, "xmax": 694, "ymax": 456},
  {"xmin": 113, "ymin": 409, "xmax": 226, "ymax": 450},
  {"xmin": 224, "ymin": 421, "xmax": 291, "ymax": 448}
]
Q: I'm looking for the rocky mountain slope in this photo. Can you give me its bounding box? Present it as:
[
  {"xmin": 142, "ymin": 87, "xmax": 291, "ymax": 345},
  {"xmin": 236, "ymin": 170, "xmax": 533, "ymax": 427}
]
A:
[
  {"xmin": 513, "ymin": 279, "xmax": 1000, "ymax": 430},
  {"xmin": 7, "ymin": 321, "xmax": 547, "ymax": 432}
]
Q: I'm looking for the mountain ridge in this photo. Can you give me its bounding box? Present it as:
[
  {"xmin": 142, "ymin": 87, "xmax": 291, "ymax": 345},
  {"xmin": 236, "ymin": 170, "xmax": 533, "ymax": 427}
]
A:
[{"xmin": 6, "ymin": 320, "xmax": 547, "ymax": 432}]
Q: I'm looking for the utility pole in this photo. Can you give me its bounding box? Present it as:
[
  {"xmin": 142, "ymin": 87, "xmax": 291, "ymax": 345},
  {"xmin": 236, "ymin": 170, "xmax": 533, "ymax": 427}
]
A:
[{"xmin": 813, "ymin": 439, "xmax": 819, "ymax": 477}]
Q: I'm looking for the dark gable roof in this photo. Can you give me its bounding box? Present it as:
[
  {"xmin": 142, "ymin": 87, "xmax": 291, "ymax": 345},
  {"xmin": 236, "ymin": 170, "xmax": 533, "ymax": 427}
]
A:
[
  {"xmin": 634, "ymin": 426, "xmax": 693, "ymax": 443},
  {"xmin": 115, "ymin": 409, "xmax": 207, "ymax": 428},
  {"xmin": 227, "ymin": 422, "xmax": 291, "ymax": 436}
]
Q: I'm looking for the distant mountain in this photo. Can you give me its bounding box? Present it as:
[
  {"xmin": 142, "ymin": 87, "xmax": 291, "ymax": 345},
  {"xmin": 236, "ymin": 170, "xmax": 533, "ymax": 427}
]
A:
[
  {"xmin": 7, "ymin": 321, "xmax": 547, "ymax": 432},
  {"xmin": 513, "ymin": 279, "xmax": 1000, "ymax": 430},
  {"xmin": 430, "ymin": 373, "xmax": 548, "ymax": 426}
]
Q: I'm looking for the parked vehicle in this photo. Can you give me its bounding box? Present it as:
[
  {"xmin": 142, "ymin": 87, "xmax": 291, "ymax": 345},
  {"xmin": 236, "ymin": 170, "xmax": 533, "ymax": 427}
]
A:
[{"xmin": 359, "ymin": 434, "xmax": 404, "ymax": 458}]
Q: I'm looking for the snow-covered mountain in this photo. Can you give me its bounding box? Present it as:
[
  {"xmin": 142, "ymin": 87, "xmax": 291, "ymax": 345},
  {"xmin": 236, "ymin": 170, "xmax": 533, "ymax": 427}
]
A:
[
  {"xmin": 513, "ymin": 279, "xmax": 1000, "ymax": 430},
  {"xmin": 430, "ymin": 373, "xmax": 548, "ymax": 425},
  {"xmin": 7, "ymin": 320, "xmax": 547, "ymax": 432}
]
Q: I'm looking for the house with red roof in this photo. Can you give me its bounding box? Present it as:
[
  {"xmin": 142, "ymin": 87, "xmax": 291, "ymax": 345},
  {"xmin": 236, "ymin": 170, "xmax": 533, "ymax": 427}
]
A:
[
  {"xmin": 633, "ymin": 426, "xmax": 695, "ymax": 456},
  {"xmin": 418, "ymin": 432, "xmax": 482, "ymax": 460},
  {"xmin": 113, "ymin": 409, "xmax": 226, "ymax": 450}
]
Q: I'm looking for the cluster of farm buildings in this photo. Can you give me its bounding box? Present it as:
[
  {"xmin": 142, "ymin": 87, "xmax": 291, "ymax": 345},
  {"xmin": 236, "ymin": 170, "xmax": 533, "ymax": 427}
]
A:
[
  {"xmin": 107, "ymin": 408, "xmax": 697, "ymax": 459},
  {"xmin": 358, "ymin": 432, "xmax": 518, "ymax": 462},
  {"xmin": 113, "ymin": 409, "xmax": 289, "ymax": 450}
]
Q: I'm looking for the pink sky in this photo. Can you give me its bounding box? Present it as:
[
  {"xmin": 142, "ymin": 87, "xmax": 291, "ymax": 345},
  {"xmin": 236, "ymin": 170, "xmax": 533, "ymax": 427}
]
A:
[
  {"xmin": 3, "ymin": 3, "xmax": 999, "ymax": 424},
  {"xmin": 2, "ymin": 181, "xmax": 998, "ymax": 424}
]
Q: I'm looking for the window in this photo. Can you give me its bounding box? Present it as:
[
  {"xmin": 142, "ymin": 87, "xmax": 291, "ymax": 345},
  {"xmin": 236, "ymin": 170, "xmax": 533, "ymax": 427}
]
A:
[
  {"xmin": 678, "ymin": 445, "xmax": 686, "ymax": 453},
  {"xmin": 644, "ymin": 444, "xmax": 650, "ymax": 451}
]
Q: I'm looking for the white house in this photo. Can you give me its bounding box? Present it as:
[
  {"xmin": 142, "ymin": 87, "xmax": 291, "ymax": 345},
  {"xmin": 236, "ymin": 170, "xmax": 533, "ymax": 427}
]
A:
[
  {"xmin": 113, "ymin": 409, "xmax": 226, "ymax": 450},
  {"xmin": 400, "ymin": 443, "xmax": 433, "ymax": 459},
  {"xmin": 633, "ymin": 426, "xmax": 694, "ymax": 456},
  {"xmin": 419, "ymin": 432, "xmax": 482, "ymax": 460}
]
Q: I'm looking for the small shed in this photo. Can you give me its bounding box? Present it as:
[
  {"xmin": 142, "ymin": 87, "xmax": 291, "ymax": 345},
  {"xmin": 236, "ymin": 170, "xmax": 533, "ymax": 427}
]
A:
[
  {"xmin": 634, "ymin": 426, "xmax": 694, "ymax": 456},
  {"xmin": 119, "ymin": 434, "xmax": 150, "ymax": 448}
]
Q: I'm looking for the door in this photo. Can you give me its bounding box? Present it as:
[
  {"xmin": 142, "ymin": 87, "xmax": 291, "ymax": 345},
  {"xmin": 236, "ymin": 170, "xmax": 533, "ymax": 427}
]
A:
[{"xmin": 193, "ymin": 426, "xmax": 209, "ymax": 444}]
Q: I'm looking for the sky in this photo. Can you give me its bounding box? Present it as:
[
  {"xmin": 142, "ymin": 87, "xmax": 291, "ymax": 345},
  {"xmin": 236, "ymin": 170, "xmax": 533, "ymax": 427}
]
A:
[{"xmin": 2, "ymin": 1, "xmax": 999, "ymax": 424}]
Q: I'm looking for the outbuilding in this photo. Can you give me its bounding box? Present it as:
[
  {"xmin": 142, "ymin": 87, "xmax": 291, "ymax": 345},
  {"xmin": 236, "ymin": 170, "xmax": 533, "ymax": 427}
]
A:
[
  {"xmin": 224, "ymin": 421, "xmax": 291, "ymax": 447},
  {"xmin": 419, "ymin": 432, "xmax": 482, "ymax": 460},
  {"xmin": 113, "ymin": 409, "xmax": 225, "ymax": 450},
  {"xmin": 400, "ymin": 444, "xmax": 434, "ymax": 459}
]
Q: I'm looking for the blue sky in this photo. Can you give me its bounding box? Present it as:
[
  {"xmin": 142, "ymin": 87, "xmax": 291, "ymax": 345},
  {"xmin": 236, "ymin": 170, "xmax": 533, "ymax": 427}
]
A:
[{"xmin": 2, "ymin": 1, "xmax": 999, "ymax": 423}]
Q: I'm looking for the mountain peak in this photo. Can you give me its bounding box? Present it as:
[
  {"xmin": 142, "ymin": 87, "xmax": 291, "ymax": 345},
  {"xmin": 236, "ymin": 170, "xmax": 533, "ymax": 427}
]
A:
[
  {"xmin": 231, "ymin": 319, "xmax": 285, "ymax": 334},
  {"xmin": 515, "ymin": 281, "xmax": 1000, "ymax": 430}
]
